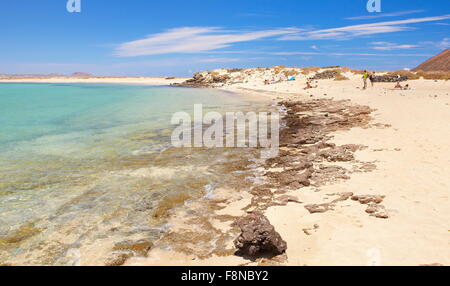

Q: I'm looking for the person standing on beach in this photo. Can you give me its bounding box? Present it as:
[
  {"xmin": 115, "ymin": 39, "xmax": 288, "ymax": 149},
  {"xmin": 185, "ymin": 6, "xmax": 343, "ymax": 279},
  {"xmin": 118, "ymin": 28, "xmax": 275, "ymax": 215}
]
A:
[
  {"xmin": 362, "ymin": 70, "xmax": 369, "ymax": 90},
  {"xmin": 369, "ymin": 72, "xmax": 375, "ymax": 87}
]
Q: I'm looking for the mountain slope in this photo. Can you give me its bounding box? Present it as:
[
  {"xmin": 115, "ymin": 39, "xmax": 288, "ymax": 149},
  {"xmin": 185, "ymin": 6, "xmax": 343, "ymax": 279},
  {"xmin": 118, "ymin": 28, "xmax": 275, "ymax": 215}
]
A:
[{"xmin": 413, "ymin": 49, "xmax": 450, "ymax": 71}]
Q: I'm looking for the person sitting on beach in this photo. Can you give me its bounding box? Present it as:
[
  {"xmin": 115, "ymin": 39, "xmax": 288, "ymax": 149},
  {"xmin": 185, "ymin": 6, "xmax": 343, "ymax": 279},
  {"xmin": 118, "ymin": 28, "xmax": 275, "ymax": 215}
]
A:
[
  {"xmin": 264, "ymin": 79, "xmax": 270, "ymax": 85},
  {"xmin": 394, "ymin": 81, "xmax": 403, "ymax": 89}
]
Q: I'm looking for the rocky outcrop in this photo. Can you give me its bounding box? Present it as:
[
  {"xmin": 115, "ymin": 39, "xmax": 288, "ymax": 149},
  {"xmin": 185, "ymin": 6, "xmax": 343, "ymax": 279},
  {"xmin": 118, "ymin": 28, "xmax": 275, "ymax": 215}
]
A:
[
  {"xmin": 311, "ymin": 70, "xmax": 338, "ymax": 80},
  {"xmin": 174, "ymin": 70, "xmax": 231, "ymax": 87},
  {"xmin": 351, "ymin": 195, "xmax": 389, "ymax": 219},
  {"xmin": 233, "ymin": 212, "xmax": 287, "ymax": 257},
  {"xmin": 373, "ymin": 75, "xmax": 408, "ymax": 82},
  {"xmin": 305, "ymin": 192, "xmax": 354, "ymax": 214},
  {"xmin": 174, "ymin": 66, "xmax": 345, "ymax": 87}
]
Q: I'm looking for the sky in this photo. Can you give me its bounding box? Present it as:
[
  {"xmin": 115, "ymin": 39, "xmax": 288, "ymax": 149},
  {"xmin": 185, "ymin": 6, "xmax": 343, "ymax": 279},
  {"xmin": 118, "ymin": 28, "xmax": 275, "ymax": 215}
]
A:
[{"xmin": 0, "ymin": 0, "xmax": 449, "ymax": 76}]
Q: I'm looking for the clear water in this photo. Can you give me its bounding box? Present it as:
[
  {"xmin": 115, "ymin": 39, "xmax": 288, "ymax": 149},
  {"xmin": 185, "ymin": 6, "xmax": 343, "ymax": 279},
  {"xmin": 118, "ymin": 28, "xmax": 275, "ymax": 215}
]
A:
[{"xmin": 0, "ymin": 83, "xmax": 266, "ymax": 265}]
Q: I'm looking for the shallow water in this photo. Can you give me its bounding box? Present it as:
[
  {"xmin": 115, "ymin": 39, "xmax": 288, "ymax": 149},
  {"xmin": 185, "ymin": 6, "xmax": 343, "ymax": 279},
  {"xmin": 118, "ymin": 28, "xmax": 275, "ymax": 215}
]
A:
[{"xmin": 0, "ymin": 83, "xmax": 268, "ymax": 265}]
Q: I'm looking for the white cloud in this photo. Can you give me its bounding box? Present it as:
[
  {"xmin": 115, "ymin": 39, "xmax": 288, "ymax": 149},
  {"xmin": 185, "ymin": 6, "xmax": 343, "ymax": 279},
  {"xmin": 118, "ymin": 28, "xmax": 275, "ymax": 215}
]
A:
[
  {"xmin": 114, "ymin": 15, "xmax": 450, "ymax": 57},
  {"xmin": 420, "ymin": 38, "xmax": 450, "ymax": 50},
  {"xmin": 371, "ymin": 41, "xmax": 419, "ymax": 50},
  {"xmin": 436, "ymin": 38, "xmax": 450, "ymax": 49},
  {"xmin": 115, "ymin": 27, "xmax": 299, "ymax": 57},
  {"xmin": 270, "ymin": 51, "xmax": 432, "ymax": 57},
  {"xmin": 198, "ymin": 57, "xmax": 241, "ymax": 63},
  {"xmin": 346, "ymin": 10, "xmax": 425, "ymax": 20},
  {"xmin": 279, "ymin": 14, "xmax": 450, "ymax": 41},
  {"xmin": 311, "ymin": 45, "xmax": 318, "ymax": 50}
]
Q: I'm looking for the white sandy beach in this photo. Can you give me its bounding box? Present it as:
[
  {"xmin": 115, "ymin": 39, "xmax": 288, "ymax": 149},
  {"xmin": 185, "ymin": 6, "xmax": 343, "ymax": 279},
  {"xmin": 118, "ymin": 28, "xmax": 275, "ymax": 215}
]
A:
[
  {"xmin": 125, "ymin": 72, "xmax": 450, "ymax": 266},
  {"xmin": 232, "ymin": 75, "xmax": 450, "ymax": 266},
  {"xmin": 2, "ymin": 73, "xmax": 449, "ymax": 266}
]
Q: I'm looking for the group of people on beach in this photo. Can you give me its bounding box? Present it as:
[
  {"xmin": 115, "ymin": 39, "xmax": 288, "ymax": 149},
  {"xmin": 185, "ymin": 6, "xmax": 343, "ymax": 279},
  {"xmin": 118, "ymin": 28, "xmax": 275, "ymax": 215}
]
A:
[
  {"xmin": 263, "ymin": 70, "xmax": 411, "ymax": 91},
  {"xmin": 362, "ymin": 70, "xmax": 411, "ymax": 90},
  {"xmin": 362, "ymin": 70, "xmax": 376, "ymax": 90},
  {"xmin": 264, "ymin": 74, "xmax": 296, "ymax": 85}
]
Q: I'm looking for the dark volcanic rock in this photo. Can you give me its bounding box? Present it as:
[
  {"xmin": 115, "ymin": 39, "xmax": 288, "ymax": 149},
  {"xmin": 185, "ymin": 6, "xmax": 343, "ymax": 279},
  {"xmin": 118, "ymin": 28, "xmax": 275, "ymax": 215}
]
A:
[
  {"xmin": 351, "ymin": 195, "xmax": 385, "ymax": 204},
  {"xmin": 373, "ymin": 75, "xmax": 408, "ymax": 82},
  {"xmin": 305, "ymin": 203, "xmax": 334, "ymax": 214},
  {"xmin": 265, "ymin": 167, "xmax": 313, "ymax": 188},
  {"xmin": 233, "ymin": 212, "xmax": 287, "ymax": 257},
  {"xmin": 351, "ymin": 195, "xmax": 389, "ymax": 219},
  {"xmin": 312, "ymin": 70, "xmax": 338, "ymax": 80}
]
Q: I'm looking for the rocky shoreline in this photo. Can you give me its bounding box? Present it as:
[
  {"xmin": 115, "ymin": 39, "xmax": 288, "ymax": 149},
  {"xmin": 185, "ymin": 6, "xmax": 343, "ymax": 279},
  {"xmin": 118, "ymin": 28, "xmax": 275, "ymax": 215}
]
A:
[
  {"xmin": 226, "ymin": 98, "xmax": 390, "ymax": 260},
  {"xmin": 121, "ymin": 94, "xmax": 391, "ymax": 266}
]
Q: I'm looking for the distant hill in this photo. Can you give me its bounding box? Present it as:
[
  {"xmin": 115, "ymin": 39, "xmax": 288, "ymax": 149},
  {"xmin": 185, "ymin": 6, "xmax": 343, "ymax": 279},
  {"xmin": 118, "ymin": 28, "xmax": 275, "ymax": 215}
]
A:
[
  {"xmin": 0, "ymin": 72, "xmax": 95, "ymax": 79},
  {"xmin": 71, "ymin": 72, "xmax": 94, "ymax": 77},
  {"xmin": 413, "ymin": 49, "xmax": 450, "ymax": 71}
]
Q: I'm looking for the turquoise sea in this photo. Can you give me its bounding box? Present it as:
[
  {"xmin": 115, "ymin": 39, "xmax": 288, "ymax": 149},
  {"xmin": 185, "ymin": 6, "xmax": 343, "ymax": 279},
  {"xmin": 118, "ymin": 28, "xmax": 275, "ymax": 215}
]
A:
[{"xmin": 0, "ymin": 83, "xmax": 266, "ymax": 265}]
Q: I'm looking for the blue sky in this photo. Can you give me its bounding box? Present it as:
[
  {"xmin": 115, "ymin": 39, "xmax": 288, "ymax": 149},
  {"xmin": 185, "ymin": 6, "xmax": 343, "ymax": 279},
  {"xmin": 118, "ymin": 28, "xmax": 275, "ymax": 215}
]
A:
[{"xmin": 1, "ymin": 0, "xmax": 449, "ymax": 76}]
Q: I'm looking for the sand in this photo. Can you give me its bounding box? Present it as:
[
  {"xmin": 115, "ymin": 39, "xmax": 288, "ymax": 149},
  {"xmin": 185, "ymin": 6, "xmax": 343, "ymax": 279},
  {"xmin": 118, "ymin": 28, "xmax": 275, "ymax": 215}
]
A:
[
  {"xmin": 225, "ymin": 75, "xmax": 450, "ymax": 266},
  {"xmin": 3, "ymin": 74, "xmax": 449, "ymax": 266},
  {"xmin": 134, "ymin": 74, "xmax": 449, "ymax": 266}
]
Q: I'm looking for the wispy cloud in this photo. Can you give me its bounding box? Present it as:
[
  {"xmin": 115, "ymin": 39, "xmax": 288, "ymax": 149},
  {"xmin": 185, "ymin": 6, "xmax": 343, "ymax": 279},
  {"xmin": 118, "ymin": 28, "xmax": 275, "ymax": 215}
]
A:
[
  {"xmin": 236, "ymin": 12, "xmax": 275, "ymax": 18},
  {"xmin": 198, "ymin": 57, "xmax": 241, "ymax": 63},
  {"xmin": 115, "ymin": 27, "xmax": 299, "ymax": 57},
  {"xmin": 270, "ymin": 51, "xmax": 432, "ymax": 57},
  {"xmin": 280, "ymin": 14, "xmax": 450, "ymax": 41},
  {"xmin": 346, "ymin": 10, "xmax": 425, "ymax": 20},
  {"xmin": 436, "ymin": 38, "xmax": 450, "ymax": 49},
  {"xmin": 371, "ymin": 41, "xmax": 419, "ymax": 50},
  {"xmin": 421, "ymin": 38, "xmax": 450, "ymax": 50},
  {"xmin": 113, "ymin": 15, "xmax": 449, "ymax": 57}
]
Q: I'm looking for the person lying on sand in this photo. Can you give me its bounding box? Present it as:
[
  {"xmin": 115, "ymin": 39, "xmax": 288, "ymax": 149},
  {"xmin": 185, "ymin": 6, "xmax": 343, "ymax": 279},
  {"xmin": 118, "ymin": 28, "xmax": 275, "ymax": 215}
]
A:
[
  {"xmin": 390, "ymin": 83, "xmax": 412, "ymax": 91},
  {"xmin": 264, "ymin": 78, "xmax": 278, "ymax": 85},
  {"xmin": 304, "ymin": 79, "xmax": 318, "ymax": 90},
  {"xmin": 401, "ymin": 84, "xmax": 412, "ymax": 90}
]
